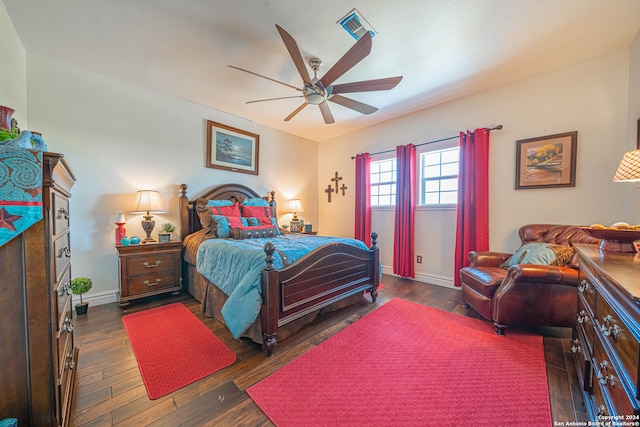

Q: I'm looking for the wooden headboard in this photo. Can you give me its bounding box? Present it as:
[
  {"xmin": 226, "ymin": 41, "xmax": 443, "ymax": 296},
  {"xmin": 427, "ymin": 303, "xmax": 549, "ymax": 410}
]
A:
[{"xmin": 178, "ymin": 183, "xmax": 276, "ymax": 240}]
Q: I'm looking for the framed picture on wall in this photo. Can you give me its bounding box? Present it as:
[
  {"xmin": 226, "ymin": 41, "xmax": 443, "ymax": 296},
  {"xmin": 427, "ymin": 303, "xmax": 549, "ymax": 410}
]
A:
[
  {"xmin": 206, "ymin": 120, "xmax": 259, "ymax": 175},
  {"xmin": 515, "ymin": 131, "xmax": 577, "ymax": 189}
]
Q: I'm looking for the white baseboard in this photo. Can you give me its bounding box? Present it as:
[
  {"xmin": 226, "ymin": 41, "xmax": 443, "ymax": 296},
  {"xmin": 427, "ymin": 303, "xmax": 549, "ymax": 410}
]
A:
[
  {"xmin": 381, "ymin": 265, "xmax": 458, "ymax": 289},
  {"xmin": 73, "ymin": 289, "xmax": 118, "ymax": 307}
]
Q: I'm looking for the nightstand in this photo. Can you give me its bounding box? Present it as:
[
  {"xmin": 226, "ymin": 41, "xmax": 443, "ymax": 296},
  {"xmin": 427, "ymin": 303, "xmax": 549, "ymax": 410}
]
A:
[{"xmin": 116, "ymin": 241, "xmax": 182, "ymax": 308}]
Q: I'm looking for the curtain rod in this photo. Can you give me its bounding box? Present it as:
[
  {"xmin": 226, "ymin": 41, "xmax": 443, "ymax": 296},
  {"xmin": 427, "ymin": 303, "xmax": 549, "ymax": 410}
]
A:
[{"xmin": 350, "ymin": 124, "xmax": 503, "ymax": 159}]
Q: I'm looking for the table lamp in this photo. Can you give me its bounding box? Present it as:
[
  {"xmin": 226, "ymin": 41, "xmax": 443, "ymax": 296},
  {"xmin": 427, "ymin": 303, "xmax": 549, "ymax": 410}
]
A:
[
  {"xmin": 287, "ymin": 199, "xmax": 304, "ymax": 221},
  {"xmin": 613, "ymin": 149, "xmax": 640, "ymax": 183},
  {"xmin": 131, "ymin": 190, "xmax": 167, "ymax": 242}
]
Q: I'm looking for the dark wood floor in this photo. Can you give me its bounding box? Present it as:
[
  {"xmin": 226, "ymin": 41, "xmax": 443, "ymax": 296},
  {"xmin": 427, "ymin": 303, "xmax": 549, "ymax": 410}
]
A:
[{"xmin": 70, "ymin": 274, "xmax": 586, "ymax": 426}]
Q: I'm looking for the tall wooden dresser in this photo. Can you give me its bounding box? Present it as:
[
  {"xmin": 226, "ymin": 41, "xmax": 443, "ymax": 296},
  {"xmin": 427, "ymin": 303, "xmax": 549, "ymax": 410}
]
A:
[
  {"xmin": 572, "ymin": 243, "xmax": 640, "ymax": 420},
  {"xmin": 0, "ymin": 152, "xmax": 78, "ymax": 426}
]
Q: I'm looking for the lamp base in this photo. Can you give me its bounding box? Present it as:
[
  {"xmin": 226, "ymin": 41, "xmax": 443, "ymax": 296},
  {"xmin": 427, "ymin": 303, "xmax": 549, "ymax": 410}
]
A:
[
  {"xmin": 141, "ymin": 215, "xmax": 156, "ymax": 243},
  {"xmin": 115, "ymin": 222, "xmax": 126, "ymax": 245}
]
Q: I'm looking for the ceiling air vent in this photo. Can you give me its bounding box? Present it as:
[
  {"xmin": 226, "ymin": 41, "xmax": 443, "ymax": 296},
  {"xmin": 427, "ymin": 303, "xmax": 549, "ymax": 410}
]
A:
[{"xmin": 337, "ymin": 8, "xmax": 377, "ymax": 40}]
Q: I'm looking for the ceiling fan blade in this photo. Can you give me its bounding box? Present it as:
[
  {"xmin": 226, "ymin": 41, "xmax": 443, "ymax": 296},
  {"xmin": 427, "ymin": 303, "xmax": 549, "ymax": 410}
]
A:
[
  {"xmin": 331, "ymin": 76, "xmax": 403, "ymax": 94},
  {"xmin": 246, "ymin": 95, "xmax": 304, "ymax": 104},
  {"xmin": 319, "ymin": 102, "xmax": 335, "ymax": 124},
  {"xmin": 329, "ymin": 94, "xmax": 378, "ymax": 115},
  {"xmin": 276, "ymin": 25, "xmax": 312, "ymax": 86},
  {"xmin": 228, "ymin": 65, "xmax": 301, "ymax": 91},
  {"xmin": 284, "ymin": 102, "xmax": 309, "ymax": 122},
  {"xmin": 319, "ymin": 32, "xmax": 372, "ymax": 88}
]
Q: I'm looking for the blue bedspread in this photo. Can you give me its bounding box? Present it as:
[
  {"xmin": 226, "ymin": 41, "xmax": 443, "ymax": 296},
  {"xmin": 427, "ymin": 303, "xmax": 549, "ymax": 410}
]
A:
[{"xmin": 196, "ymin": 234, "xmax": 369, "ymax": 338}]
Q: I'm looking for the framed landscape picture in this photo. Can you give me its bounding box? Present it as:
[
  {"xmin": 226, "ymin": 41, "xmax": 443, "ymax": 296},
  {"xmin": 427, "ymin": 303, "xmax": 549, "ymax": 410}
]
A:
[
  {"xmin": 206, "ymin": 120, "xmax": 259, "ymax": 175},
  {"xmin": 515, "ymin": 131, "xmax": 577, "ymax": 189}
]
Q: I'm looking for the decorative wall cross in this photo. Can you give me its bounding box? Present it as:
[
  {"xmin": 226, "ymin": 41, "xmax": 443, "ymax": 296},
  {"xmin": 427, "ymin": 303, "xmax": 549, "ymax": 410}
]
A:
[
  {"xmin": 331, "ymin": 171, "xmax": 343, "ymax": 193},
  {"xmin": 324, "ymin": 184, "xmax": 335, "ymax": 202},
  {"xmin": 339, "ymin": 184, "xmax": 348, "ymax": 196}
]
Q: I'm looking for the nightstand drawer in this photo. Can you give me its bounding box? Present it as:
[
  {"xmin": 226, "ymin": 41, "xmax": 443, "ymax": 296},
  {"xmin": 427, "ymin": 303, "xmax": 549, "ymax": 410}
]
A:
[
  {"xmin": 127, "ymin": 270, "xmax": 179, "ymax": 295},
  {"xmin": 125, "ymin": 252, "xmax": 177, "ymax": 276}
]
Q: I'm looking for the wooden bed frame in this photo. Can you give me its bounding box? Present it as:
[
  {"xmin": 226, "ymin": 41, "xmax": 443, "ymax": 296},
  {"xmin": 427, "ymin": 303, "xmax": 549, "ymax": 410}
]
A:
[{"xmin": 178, "ymin": 183, "xmax": 380, "ymax": 356}]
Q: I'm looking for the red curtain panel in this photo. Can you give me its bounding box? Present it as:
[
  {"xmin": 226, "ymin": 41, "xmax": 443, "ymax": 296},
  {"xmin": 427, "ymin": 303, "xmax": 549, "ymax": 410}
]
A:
[
  {"xmin": 393, "ymin": 144, "xmax": 416, "ymax": 278},
  {"xmin": 454, "ymin": 128, "xmax": 490, "ymax": 286},
  {"xmin": 354, "ymin": 153, "xmax": 371, "ymax": 247}
]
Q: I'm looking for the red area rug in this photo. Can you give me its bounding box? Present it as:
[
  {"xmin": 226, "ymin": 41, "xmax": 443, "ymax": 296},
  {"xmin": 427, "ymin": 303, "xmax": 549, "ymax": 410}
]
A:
[
  {"xmin": 247, "ymin": 298, "xmax": 551, "ymax": 426},
  {"xmin": 122, "ymin": 303, "xmax": 236, "ymax": 399}
]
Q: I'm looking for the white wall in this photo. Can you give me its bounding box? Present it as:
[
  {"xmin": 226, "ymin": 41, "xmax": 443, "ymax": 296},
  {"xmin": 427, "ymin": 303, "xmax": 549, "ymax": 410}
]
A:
[
  {"xmin": 0, "ymin": 1, "xmax": 27, "ymax": 127},
  {"xmin": 628, "ymin": 31, "xmax": 640, "ymax": 222},
  {"xmin": 24, "ymin": 54, "xmax": 318, "ymax": 305},
  {"xmin": 318, "ymin": 48, "xmax": 633, "ymax": 287}
]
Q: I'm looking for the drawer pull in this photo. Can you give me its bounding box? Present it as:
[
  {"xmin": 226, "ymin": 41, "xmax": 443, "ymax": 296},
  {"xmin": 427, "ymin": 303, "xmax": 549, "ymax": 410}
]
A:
[
  {"xmin": 143, "ymin": 278, "xmax": 163, "ymax": 287},
  {"xmin": 597, "ymin": 405, "xmax": 607, "ymax": 417},
  {"xmin": 571, "ymin": 339, "xmax": 581, "ymax": 353},
  {"xmin": 57, "ymin": 207, "xmax": 69, "ymax": 220},
  {"xmin": 143, "ymin": 260, "xmax": 162, "ymax": 268},
  {"xmin": 597, "ymin": 361, "xmax": 616, "ymax": 387},
  {"xmin": 576, "ymin": 310, "xmax": 588, "ymax": 324},
  {"xmin": 62, "ymin": 316, "xmax": 74, "ymax": 333},
  {"xmin": 578, "ymin": 280, "xmax": 590, "ymax": 293},
  {"xmin": 600, "ymin": 315, "xmax": 620, "ymax": 338},
  {"xmin": 59, "ymin": 281, "xmax": 71, "ymax": 296},
  {"xmin": 58, "ymin": 245, "xmax": 71, "ymax": 258}
]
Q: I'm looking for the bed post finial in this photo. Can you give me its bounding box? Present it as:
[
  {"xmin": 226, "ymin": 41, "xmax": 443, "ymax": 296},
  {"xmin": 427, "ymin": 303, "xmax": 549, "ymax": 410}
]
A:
[
  {"xmin": 179, "ymin": 184, "xmax": 187, "ymax": 198},
  {"xmin": 269, "ymin": 191, "xmax": 275, "ymax": 203},
  {"xmin": 263, "ymin": 242, "xmax": 276, "ymax": 271},
  {"xmin": 370, "ymin": 231, "xmax": 378, "ymax": 249}
]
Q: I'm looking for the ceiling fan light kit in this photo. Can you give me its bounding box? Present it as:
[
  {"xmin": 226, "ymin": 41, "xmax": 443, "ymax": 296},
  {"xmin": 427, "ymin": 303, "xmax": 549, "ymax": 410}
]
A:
[{"xmin": 228, "ymin": 23, "xmax": 402, "ymax": 124}]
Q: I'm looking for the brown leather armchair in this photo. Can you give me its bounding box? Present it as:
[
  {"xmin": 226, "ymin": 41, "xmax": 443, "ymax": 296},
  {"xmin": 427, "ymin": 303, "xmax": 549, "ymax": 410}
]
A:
[{"xmin": 459, "ymin": 224, "xmax": 599, "ymax": 334}]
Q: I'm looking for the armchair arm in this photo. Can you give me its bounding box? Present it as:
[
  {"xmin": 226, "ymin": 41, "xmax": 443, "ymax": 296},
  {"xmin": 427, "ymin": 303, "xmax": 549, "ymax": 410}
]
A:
[
  {"xmin": 468, "ymin": 251, "xmax": 512, "ymax": 268},
  {"xmin": 505, "ymin": 264, "xmax": 580, "ymax": 286}
]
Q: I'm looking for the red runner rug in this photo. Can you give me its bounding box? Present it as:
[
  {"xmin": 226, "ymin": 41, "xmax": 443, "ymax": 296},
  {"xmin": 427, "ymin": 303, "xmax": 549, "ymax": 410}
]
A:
[
  {"xmin": 247, "ymin": 298, "xmax": 552, "ymax": 426},
  {"xmin": 122, "ymin": 303, "xmax": 236, "ymax": 399}
]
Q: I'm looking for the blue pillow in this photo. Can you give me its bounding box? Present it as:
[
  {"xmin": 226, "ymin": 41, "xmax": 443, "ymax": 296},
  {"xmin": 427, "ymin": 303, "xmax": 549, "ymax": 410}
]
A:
[
  {"xmin": 212, "ymin": 215, "xmax": 248, "ymax": 238},
  {"xmin": 506, "ymin": 242, "xmax": 557, "ymax": 267},
  {"xmin": 242, "ymin": 197, "xmax": 269, "ymax": 207},
  {"xmin": 207, "ymin": 199, "xmax": 234, "ymax": 207}
]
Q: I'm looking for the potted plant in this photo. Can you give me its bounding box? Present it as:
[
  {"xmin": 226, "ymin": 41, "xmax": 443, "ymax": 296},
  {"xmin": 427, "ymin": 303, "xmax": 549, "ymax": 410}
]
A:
[
  {"xmin": 70, "ymin": 277, "xmax": 93, "ymax": 315},
  {"xmin": 158, "ymin": 222, "xmax": 175, "ymax": 242}
]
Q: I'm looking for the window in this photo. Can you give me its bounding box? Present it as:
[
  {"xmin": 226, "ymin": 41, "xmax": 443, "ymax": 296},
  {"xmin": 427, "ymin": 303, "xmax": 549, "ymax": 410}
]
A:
[
  {"xmin": 420, "ymin": 147, "xmax": 459, "ymax": 205},
  {"xmin": 370, "ymin": 158, "xmax": 396, "ymax": 206}
]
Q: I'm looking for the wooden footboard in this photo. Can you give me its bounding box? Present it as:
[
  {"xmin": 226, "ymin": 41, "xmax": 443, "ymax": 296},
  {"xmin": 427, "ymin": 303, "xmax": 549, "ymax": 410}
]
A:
[{"xmin": 260, "ymin": 232, "xmax": 379, "ymax": 356}]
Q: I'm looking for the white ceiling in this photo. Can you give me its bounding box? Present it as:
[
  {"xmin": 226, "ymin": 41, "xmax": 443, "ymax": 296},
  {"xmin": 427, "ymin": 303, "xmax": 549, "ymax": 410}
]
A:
[{"xmin": 4, "ymin": 0, "xmax": 640, "ymax": 142}]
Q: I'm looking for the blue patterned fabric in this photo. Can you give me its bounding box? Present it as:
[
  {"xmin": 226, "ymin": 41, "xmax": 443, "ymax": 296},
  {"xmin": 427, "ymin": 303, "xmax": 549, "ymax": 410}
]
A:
[
  {"xmin": 241, "ymin": 197, "xmax": 269, "ymax": 206},
  {"xmin": 196, "ymin": 234, "xmax": 369, "ymax": 338},
  {"xmin": 0, "ymin": 147, "xmax": 43, "ymax": 247}
]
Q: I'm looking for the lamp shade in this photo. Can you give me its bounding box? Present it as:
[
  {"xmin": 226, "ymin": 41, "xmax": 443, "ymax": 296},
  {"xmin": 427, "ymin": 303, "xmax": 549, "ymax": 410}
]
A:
[
  {"xmin": 287, "ymin": 199, "xmax": 304, "ymax": 214},
  {"xmin": 613, "ymin": 150, "xmax": 640, "ymax": 182},
  {"xmin": 131, "ymin": 190, "xmax": 167, "ymax": 214}
]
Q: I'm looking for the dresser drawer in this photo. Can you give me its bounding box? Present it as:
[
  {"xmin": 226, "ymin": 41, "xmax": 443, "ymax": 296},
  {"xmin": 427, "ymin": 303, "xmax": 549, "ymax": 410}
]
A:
[
  {"xmin": 54, "ymin": 233, "xmax": 71, "ymax": 283},
  {"xmin": 578, "ymin": 272, "xmax": 597, "ymax": 316},
  {"xmin": 572, "ymin": 325, "xmax": 592, "ymax": 393},
  {"xmin": 56, "ymin": 269, "xmax": 72, "ymax": 332},
  {"xmin": 592, "ymin": 337, "xmax": 639, "ymax": 416},
  {"xmin": 127, "ymin": 270, "xmax": 179, "ymax": 295},
  {"xmin": 53, "ymin": 193, "xmax": 70, "ymax": 236},
  {"xmin": 595, "ymin": 292, "xmax": 640, "ymax": 397},
  {"xmin": 577, "ymin": 295, "xmax": 595, "ymax": 354},
  {"xmin": 125, "ymin": 251, "xmax": 177, "ymax": 276},
  {"xmin": 57, "ymin": 323, "xmax": 73, "ymax": 379}
]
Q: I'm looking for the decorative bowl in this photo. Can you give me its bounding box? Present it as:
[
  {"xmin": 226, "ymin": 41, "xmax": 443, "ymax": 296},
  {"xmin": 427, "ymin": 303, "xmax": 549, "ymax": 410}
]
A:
[{"xmin": 578, "ymin": 227, "xmax": 640, "ymax": 253}]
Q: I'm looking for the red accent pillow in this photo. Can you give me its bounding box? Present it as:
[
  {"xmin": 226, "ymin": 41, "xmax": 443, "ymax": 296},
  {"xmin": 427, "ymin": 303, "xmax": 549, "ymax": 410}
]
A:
[
  {"xmin": 240, "ymin": 205, "xmax": 272, "ymax": 218},
  {"xmin": 210, "ymin": 202, "xmax": 241, "ymax": 217}
]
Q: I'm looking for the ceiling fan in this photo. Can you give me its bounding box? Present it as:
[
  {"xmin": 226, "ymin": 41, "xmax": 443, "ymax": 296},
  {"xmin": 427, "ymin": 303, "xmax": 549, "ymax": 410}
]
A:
[{"xmin": 228, "ymin": 25, "xmax": 403, "ymax": 124}]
